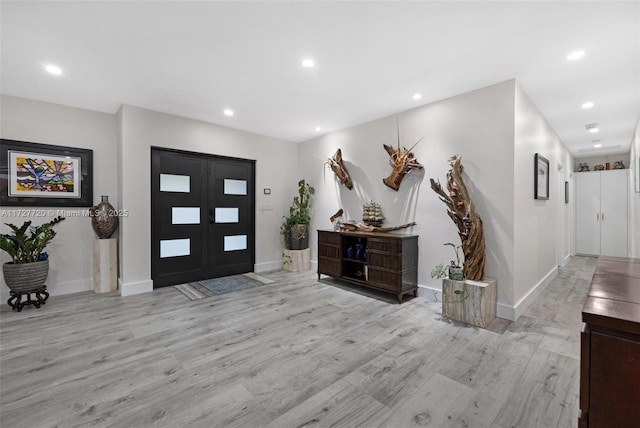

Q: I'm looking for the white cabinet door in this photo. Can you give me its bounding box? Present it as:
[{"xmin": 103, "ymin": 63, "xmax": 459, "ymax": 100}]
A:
[
  {"xmin": 576, "ymin": 172, "xmax": 602, "ymax": 255},
  {"xmin": 600, "ymin": 169, "xmax": 628, "ymax": 257}
]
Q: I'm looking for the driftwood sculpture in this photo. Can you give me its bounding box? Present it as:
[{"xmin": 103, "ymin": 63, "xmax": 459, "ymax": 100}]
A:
[
  {"xmin": 339, "ymin": 221, "xmax": 416, "ymax": 233},
  {"xmin": 326, "ymin": 149, "xmax": 353, "ymax": 190},
  {"xmin": 430, "ymin": 155, "xmax": 486, "ymax": 280},
  {"xmin": 383, "ymin": 120, "xmax": 423, "ymax": 191}
]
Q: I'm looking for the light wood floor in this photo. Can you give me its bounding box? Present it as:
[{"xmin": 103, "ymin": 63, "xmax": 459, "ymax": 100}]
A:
[{"xmin": 0, "ymin": 256, "xmax": 595, "ymax": 427}]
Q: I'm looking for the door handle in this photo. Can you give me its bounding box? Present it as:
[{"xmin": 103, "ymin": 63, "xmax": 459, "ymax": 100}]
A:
[
  {"xmin": 601, "ymin": 212, "xmax": 604, "ymax": 221},
  {"xmin": 209, "ymin": 208, "xmax": 214, "ymax": 224},
  {"xmin": 596, "ymin": 213, "xmax": 599, "ymax": 221}
]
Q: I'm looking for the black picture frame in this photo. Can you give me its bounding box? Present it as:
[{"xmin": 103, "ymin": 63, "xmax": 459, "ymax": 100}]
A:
[
  {"xmin": 565, "ymin": 181, "xmax": 569, "ymax": 204},
  {"xmin": 636, "ymin": 155, "xmax": 640, "ymax": 193},
  {"xmin": 534, "ymin": 153, "xmax": 549, "ymax": 200},
  {"xmin": 0, "ymin": 139, "xmax": 93, "ymax": 207}
]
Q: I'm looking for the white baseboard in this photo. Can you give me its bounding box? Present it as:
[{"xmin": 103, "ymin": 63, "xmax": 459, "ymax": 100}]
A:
[
  {"xmin": 255, "ymin": 261, "xmax": 282, "ymax": 273},
  {"xmin": 511, "ymin": 266, "xmax": 558, "ymax": 320},
  {"xmin": 496, "ymin": 303, "xmax": 516, "ymax": 321},
  {"xmin": 119, "ymin": 278, "xmax": 153, "ymax": 296},
  {"xmin": 0, "ymin": 278, "xmax": 92, "ymax": 301},
  {"xmin": 417, "ymin": 284, "xmax": 441, "ymax": 302},
  {"xmin": 257, "ymin": 259, "xmax": 318, "ymax": 273},
  {"xmin": 424, "ymin": 267, "xmax": 557, "ymax": 322},
  {"xmin": 563, "ymin": 254, "xmax": 571, "ymax": 266}
]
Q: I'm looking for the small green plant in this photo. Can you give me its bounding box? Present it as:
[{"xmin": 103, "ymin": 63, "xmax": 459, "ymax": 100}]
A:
[
  {"xmin": 281, "ymin": 179, "xmax": 315, "ymax": 239},
  {"xmin": 430, "ymin": 242, "xmax": 464, "ymax": 280},
  {"xmin": 431, "ymin": 242, "xmax": 468, "ymax": 303},
  {"xmin": 443, "ymin": 285, "xmax": 469, "ymax": 303},
  {"xmin": 282, "ymin": 250, "xmax": 292, "ymax": 267},
  {"xmin": 0, "ymin": 216, "xmax": 66, "ymax": 264}
]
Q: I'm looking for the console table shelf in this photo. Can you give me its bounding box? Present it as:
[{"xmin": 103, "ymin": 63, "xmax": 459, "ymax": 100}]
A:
[
  {"xmin": 579, "ymin": 256, "xmax": 640, "ymax": 427},
  {"xmin": 317, "ymin": 230, "xmax": 418, "ymax": 303}
]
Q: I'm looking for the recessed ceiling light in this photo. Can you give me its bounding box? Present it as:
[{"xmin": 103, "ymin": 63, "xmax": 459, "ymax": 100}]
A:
[
  {"xmin": 581, "ymin": 102, "xmax": 594, "ymax": 109},
  {"xmin": 301, "ymin": 59, "xmax": 315, "ymax": 68},
  {"xmin": 223, "ymin": 109, "xmax": 234, "ymax": 116},
  {"xmin": 44, "ymin": 64, "xmax": 62, "ymax": 75},
  {"xmin": 314, "ymin": 127, "xmax": 321, "ymax": 132},
  {"xmin": 567, "ymin": 50, "xmax": 585, "ymax": 61},
  {"xmin": 586, "ymin": 123, "xmax": 599, "ymax": 133},
  {"xmin": 593, "ymin": 143, "xmax": 602, "ymax": 148},
  {"xmin": 413, "ymin": 93, "xmax": 422, "ymax": 100}
]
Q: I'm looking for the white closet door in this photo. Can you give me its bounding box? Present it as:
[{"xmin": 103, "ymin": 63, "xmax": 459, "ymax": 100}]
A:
[
  {"xmin": 575, "ymin": 172, "xmax": 601, "ymax": 255},
  {"xmin": 600, "ymin": 169, "xmax": 628, "ymax": 257}
]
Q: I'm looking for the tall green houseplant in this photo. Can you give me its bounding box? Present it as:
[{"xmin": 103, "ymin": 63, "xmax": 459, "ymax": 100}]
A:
[
  {"xmin": 281, "ymin": 179, "xmax": 315, "ymax": 250},
  {"xmin": 1, "ymin": 216, "xmax": 65, "ymax": 263},
  {"xmin": 1, "ymin": 216, "xmax": 65, "ymax": 293}
]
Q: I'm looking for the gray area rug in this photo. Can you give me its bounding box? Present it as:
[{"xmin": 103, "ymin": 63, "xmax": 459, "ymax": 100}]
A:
[{"xmin": 175, "ymin": 272, "xmax": 275, "ymax": 300}]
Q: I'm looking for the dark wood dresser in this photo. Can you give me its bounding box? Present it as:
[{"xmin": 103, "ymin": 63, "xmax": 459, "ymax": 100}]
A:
[
  {"xmin": 317, "ymin": 230, "xmax": 418, "ymax": 303},
  {"xmin": 579, "ymin": 256, "xmax": 640, "ymax": 427}
]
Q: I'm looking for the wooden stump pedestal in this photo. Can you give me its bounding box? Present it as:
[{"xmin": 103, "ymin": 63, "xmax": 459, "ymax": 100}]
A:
[
  {"xmin": 283, "ymin": 248, "xmax": 311, "ymax": 272},
  {"xmin": 93, "ymin": 238, "xmax": 118, "ymax": 293},
  {"xmin": 442, "ymin": 278, "xmax": 497, "ymax": 328}
]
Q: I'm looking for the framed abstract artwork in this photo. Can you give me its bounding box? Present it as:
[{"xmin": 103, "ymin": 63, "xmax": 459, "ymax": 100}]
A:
[
  {"xmin": 0, "ymin": 139, "xmax": 93, "ymax": 207},
  {"xmin": 534, "ymin": 153, "xmax": 549, "ymax": 200}
]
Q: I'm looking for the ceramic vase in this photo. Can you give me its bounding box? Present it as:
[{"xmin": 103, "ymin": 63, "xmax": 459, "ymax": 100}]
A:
[{"xmin": 90, "ymin": 195, "xmax": 119, "ymax": 239}]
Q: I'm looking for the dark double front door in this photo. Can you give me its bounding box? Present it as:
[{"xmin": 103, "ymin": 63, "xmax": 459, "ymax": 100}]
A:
[{"xmin": 151, "ymin": 148, "xmax": 255, "ymax": 288}]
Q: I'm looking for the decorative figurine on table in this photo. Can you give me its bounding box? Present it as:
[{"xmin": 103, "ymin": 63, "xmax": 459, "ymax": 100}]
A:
[
  {"xmin": 362, "ymin": 201, "xmax": 385, "ymax": 227},
  {"xmin": 330, "ymin": 209, "xmax": 344, "ymax": 231},
  {"xmin": 613, "ymin": 161, "xmax": 625, "ymax": 169}
]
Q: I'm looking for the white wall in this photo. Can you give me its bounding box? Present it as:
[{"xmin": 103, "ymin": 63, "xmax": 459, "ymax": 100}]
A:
[
  {"xmin": 299, "ymin": 80, "xmax": 576, "ymax": 320},
  {"xmin": 513, "ymin": 84, "xmax": 574, "ymax": 319},
  {"xmin": 0, "ymin": 88, "xmax": 580, "ymax": 319},
  {"xmin": 630, "ymin": 116, "xmax": 640, "ymax": 258},
  {"xmin": 298, "ymin": 80, "xmax": 518, "ymax": 316},
  {"xmin": 118, "ymin": 105, "xmax": 298, "ymax": 295},
  {"xmin": 0, "ymin": 95, "xmax": 118, "ymax": 299}
]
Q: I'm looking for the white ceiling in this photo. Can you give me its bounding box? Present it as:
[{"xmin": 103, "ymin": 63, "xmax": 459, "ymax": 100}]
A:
[{"xmin": 2, "ymin": 1, "xmax": 639, "ymax": 156}]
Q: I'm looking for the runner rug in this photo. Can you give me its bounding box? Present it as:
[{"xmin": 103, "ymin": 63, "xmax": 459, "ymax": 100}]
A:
[{"xmin": 174, "ymin": 272, "xmax": 275, "ymax": 300}]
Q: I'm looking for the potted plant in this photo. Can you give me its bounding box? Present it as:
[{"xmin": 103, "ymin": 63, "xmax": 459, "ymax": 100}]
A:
[
  {"xmin": 430, "ymin": 242, "xmax": 470, "ymax": 305},
  {"xmin": 281, "ymin": 179, "xmax": 315, "ymax": 250},
  {"xmin": 1, "ymin": 216, "xmax": 65, "ymax": 293},
  {"xmin": 430, "ymin": 242, "xmax": 464, "ymax": 281}
]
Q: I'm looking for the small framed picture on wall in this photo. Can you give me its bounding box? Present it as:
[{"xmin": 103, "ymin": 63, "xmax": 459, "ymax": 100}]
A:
[
  {"xmin": 534, "ymin": 153, "xmax": 549, "ymax": 200},
  {"xmin": 635, "ymin": 155, "xmax": 640, "ymax": 193}
]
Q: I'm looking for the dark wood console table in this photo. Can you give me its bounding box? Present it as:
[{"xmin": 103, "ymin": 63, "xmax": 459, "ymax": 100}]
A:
[
  {"xmin": 317, "ymin": 230, "xmax": 418, "ymax": 303},
  {"xmin": 579, "ymin": 256, "xmax": 640, "ymax": 427}
]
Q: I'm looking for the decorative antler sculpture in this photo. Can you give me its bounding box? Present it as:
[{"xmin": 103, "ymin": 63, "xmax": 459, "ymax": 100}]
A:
[
  {"xmin": 383, "ymin": 119, "xmax": 423, "ymax": 191},
  {"xmin": 326, "ymin": 149, "xmax": 353, "ymax": 190},
  {"xmin": 430, "ymin": 155, "xmax": 486, "ymax": 281}
]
